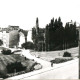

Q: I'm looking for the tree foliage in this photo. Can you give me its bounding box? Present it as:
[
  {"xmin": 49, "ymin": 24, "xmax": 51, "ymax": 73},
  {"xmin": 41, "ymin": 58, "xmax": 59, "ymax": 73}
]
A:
[
  {"xmin": 21, "ymin": 41, "xmax": 34, "ymax": 49},
  {"xmin": 32, "ymin": 17, "xmax": 79, "ymax": 51},
  {"xmin": 2, "ymin": 49, "xmax": 12, "ymax": 55},
  {"xmin": 63, "ymin": 52, "xmax": 72, "ymax": 57}
]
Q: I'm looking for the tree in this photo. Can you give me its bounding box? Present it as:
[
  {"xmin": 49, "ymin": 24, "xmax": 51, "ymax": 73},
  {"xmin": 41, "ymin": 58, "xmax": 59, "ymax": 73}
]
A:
[
  {"xmin": 32, "ymin": 17, "xmax": 78, "ymax": 51},
  {"xmin": 45, "ymin": 24, "xmax": 50, "ymax": 51},
  {"xmin": 2, "ymin": 49, "xmax": 12, "ymax": 55},
  {"xmin": 21, "ymin": 42, "xmax": 34, "ymax": 49},
  {"xmin": 64, "ymin": 23, "xmax": 70, "ymax": 49},
  {"xmin": 57, "ymin": 17, "xmax": 63, "ymax": 27},
  {"xmin": 64, "ymin": 21, "xmax": 79, "ymax": 49},
  {"xmin": 63, "ymin": 52, "xmax": 72, "ymax": 57}
]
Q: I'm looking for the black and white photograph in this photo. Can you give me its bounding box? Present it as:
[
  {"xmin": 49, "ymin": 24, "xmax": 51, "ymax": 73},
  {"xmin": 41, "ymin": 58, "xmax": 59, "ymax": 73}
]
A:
[{"xmin": 0, "ymin": 0, "xmax": 79, "ymax": 79}]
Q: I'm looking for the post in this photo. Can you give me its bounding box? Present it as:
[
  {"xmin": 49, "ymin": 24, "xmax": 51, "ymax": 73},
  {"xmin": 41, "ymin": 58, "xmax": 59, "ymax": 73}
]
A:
[
  {"xmin": 79, "ymin": 26, "xmax": 80, "ymax": 79},
  {"xmin": 48, "ymin": 43, "xmax": 49, "ymax": 51},
  {"xmin": 45, "ymin": 42, "xmax": 46, "ymax": 51},
  {"xmin": 42, "ymin": 42, "xmax": 43, "ymax": 51}
]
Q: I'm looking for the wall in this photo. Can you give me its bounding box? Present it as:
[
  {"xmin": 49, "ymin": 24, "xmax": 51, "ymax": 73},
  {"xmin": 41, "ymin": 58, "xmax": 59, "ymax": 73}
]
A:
[
  {"xmin": 19, "ymin": 32, "xmax": 25, "ymax": 47},
  {"xmin": 0, "ymin": 31, "xmax": 9, "ymax": 47},
  {"xmin": 9, "ymin": 30, "xmax": 19, "ymax": 48}
]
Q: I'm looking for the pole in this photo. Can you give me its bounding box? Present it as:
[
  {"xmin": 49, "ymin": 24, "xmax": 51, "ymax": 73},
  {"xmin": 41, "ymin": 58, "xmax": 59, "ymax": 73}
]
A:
[
  {"xmin": 42, "ymin": 42, "xmax": 43, "ymax": 51},
  {"xmin": 79, "ymin": 26, "xmax": 80, "ymax": 79}
]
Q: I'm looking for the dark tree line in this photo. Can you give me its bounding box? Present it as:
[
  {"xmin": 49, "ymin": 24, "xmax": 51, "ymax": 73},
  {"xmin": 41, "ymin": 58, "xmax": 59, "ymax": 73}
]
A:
[
  {"xmin": 45, "ymin": 17, "xmax": 78, "ymax": 51},
  {"xmin": 32, "ymin": 17, "xmax": 79, "ymax": 51}
]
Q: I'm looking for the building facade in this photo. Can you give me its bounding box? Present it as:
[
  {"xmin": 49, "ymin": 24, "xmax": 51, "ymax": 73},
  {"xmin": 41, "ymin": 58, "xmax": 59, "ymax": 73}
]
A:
[{"xmin": 0, "ymin": 26, "xmax": 28, "ymax": 48}]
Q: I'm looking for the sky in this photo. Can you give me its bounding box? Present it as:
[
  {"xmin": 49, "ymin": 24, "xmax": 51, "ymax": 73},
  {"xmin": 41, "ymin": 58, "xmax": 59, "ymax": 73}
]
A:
[{"xmin": 0, "ymin": 0, "xmax": 80, "ymax": 30}]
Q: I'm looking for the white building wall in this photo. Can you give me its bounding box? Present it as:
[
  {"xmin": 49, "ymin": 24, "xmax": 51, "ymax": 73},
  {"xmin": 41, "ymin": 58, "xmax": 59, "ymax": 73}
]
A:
[
  {"xmin": 19, "ymin": 32, "xmax": 25, "ymax": 47},
  {"xmin": 3, "ymin": 31, "xmax": 6, "ymax": 47},
  {"xmin": 0, "ymin": 31, "xmax": 9, "ymax": 47},
  {"xmin": 27, "ymin": 31, "xmax": 33, "ymax": 42},
  {"xmin": 6, "ymin": 33, "xmax": 9, "ymax": 47}
]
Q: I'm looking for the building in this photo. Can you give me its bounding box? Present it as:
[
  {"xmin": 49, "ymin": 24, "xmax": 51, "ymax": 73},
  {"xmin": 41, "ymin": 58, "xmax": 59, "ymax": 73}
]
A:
[
  {"xmin": 9, "ymin": 30, "xmax": 19, "ymax": 48},
  {"xmin": 18, "ymin": 31, "xmax": 25, "ymax": 47},
  {"xmin": 8, "ymin": 25, "xmax": 19, "ymax": 30},
  {"xmin": 18, "ymin": 29, "xmax": 28, "ymax": 47},
  {"xmin": 0, "ymin": 29, "xmax": 9, "ymax": 47},
  {"xmin": 0, "ymin": 26, "xmax": 28, "ymax": 48},
  {"xmin": 0, "ymin": 26, "xmax": 20, "ymax": 48},
  {"xmin": 27, "ymin": 30, "xmax": 33, "ymax": 42}
]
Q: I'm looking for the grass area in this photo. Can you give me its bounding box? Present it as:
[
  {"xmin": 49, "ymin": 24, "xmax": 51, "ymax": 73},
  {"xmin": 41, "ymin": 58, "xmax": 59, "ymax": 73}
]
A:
[{"xmin": 31, "ymin": 47, "xmax": 79, "ymax": 61}]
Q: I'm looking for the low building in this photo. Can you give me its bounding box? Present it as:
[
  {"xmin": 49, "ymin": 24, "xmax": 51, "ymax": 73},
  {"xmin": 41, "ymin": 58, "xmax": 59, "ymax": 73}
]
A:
[
  {"xmin": 0, "ymin": 30, "xmax": 9, "ymax": 47},
  {"xmin": 0, "ymin": 26, "xmax": 28, "ymax": 48}
]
